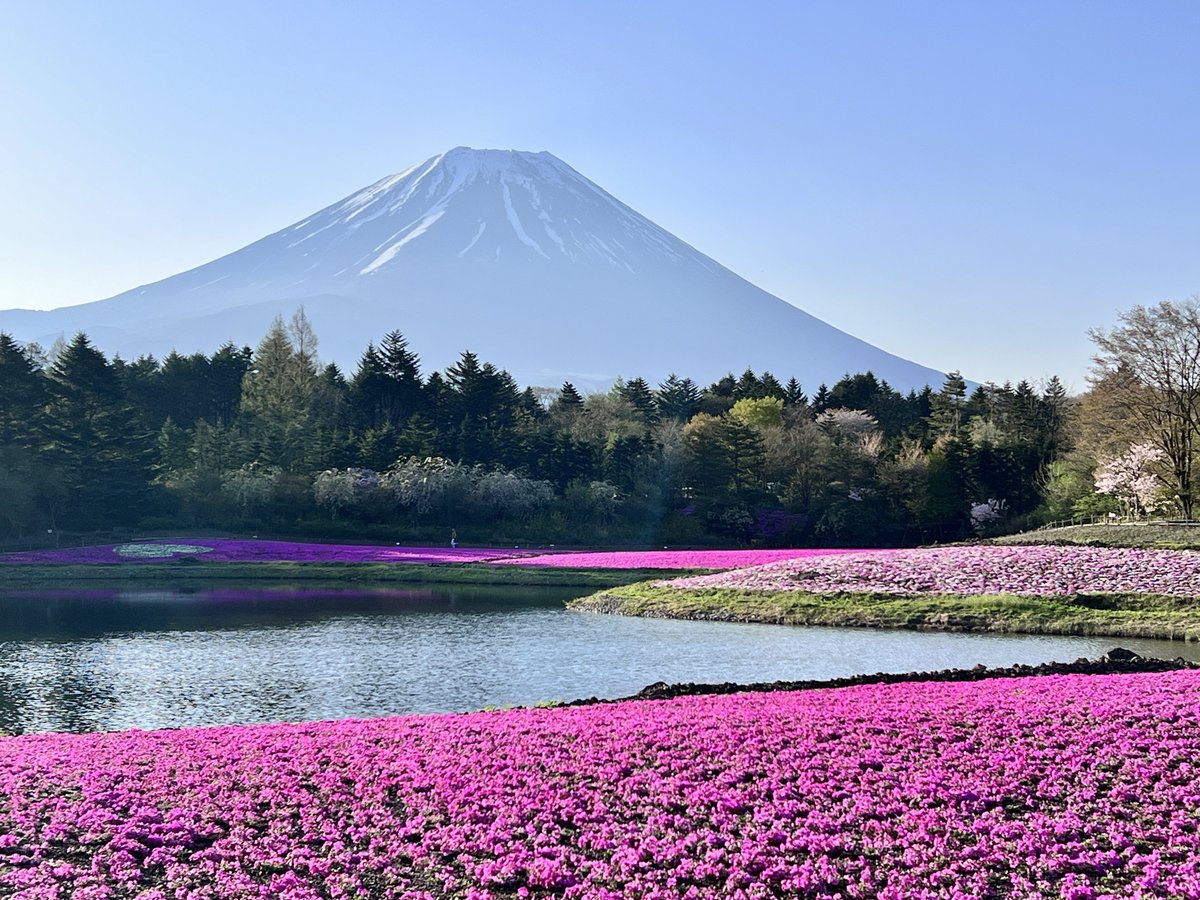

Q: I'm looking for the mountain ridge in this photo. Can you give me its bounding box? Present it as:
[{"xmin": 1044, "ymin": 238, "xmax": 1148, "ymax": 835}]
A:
[{"xmin": 0, "ymin": 147, "xmax": 951, "ymax": 391}]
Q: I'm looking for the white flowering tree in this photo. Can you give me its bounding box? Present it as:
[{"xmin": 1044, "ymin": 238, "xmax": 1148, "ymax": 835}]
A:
[
  {"xmin": 383, "ymin": 457, "xmax": 467, "ymax": 516},
  {"xmin": 471, "ymin": 469, "xmax": 554, "ymax": 519},
  {"xmin": 313, "ymin": 467, "xmax": 384, "ymax": 518},
  {"xmin": 222, "ymin": 464, "xmax": 279, "ymax": 516},
  {"xmin": 816, "ymin": 408, "xmax": 879, "ymax": 439},
  {"xmin": 1094, "ymin": 443, "xmax": 1167, "ymax": 518},
  {"xmin": 1089, "ymin": 298, "xmax": 1200, "ymax": 518},
  {"xmin": 380, "ymin": 456, "xmax": 555, "ymax": 523}
]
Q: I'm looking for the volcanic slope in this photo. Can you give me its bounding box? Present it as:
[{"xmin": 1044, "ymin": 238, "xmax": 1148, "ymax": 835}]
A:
[{"xmin": 1, "ymin": 147, "xmax": 948, "ymax": 390}]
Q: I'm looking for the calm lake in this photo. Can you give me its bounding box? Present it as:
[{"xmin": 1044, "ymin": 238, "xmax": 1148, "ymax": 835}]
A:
[{"xmin": 2, "ymin": 583, "xmax": 1197, "ymax": 735}]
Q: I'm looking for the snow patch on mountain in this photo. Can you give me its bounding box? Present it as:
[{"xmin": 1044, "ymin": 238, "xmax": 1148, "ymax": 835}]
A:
[
  {"xmin": 361, "ymin": 211, "xmax": 446, "ymax": 275},
  {"xmin": 458, "ymin": 221, "xmax": 487, "ymax": 258}
]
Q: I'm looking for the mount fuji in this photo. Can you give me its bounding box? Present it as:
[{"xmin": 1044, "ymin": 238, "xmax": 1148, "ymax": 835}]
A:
[{"xmin": 1, "ymin": 147, "xmax": 948, "ymax": 390}]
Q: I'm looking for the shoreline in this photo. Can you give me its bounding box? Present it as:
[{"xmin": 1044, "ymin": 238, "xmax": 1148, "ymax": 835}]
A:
[
  {"xmin": 0, "ymin": 562, "xmax": 674, "ymax": 589},
  {"xmin": 562, "ymin": 647, "xmax": 1198, "ymax": 706},
  {"xmin": 571, "ymin": 583, "xmax": 1200, "ymax": 641},
  {"xmin": 3, "ymin": 651, "xmax": 1192, "ymax": 739}
]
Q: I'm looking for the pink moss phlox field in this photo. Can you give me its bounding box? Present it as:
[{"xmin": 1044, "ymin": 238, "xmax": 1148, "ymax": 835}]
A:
[
  {"xmin": 5, "ymin": 672, "xmax": 1200, "ymax": 899},
  {"xmin": 495, "ymin": 548, "xmax": 866, "ymax": 570},
  {"xmin": 0, "ymin": 540, "xmax": 531, "ymax": 566},
  {"xmin": 663, "ymin": 544, "xmax": 1200, "ymax": 598}
]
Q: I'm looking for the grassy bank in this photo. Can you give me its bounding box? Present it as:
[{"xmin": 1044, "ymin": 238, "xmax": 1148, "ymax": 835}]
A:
[
  {"xmin": 995, "ymin": 522, "xmax": 1200, "ymax": 549},
  {"xmin": 571, "ymin": 582, "xmax": 1200, "ymax": 641},
  {"xmin": 0, "ymin": 562, "xmax": 680, "ymax": 590}
]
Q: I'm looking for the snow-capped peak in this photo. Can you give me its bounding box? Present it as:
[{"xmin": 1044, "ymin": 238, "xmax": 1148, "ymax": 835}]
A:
[
  {"xmin": 0, "ymin": 147, "xmax": 952, "ymax": 393},
  {"xmin": 274, "ymin": 146, "xmax": 696, "ymax": 279}
]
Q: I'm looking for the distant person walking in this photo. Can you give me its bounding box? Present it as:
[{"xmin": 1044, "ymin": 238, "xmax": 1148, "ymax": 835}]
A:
[{"xmin": 450, "ymin": 528, "xmax": 458, "ymax": 549}]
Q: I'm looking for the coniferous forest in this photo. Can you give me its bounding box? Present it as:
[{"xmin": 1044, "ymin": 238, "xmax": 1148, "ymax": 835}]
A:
[{"xmin": 0, "ymin": 309, "xmax": 1082, "ymax": 549}]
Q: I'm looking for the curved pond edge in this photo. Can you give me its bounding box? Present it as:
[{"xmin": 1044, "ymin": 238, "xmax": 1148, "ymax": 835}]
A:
[
  {"xmin": 558, "ymin": 648, "xmax": 1199, "ymax": 707},
  {"xmin": 571, "ymin": 584, "xmax": 1200, "ymax": 641}
]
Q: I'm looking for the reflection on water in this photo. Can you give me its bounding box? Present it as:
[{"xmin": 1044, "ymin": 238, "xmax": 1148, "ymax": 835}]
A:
[{"xmin": 1, "ymin": 584, "xmax": 1197, "ymax": 735}]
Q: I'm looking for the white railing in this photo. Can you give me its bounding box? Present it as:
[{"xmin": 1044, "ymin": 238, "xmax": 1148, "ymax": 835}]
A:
[{"xmin": 1034, "ymin": 515, "xmax": 1199, "ymax": 531}]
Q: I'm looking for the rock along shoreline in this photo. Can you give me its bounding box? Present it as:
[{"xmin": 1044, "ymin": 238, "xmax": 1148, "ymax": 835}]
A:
[{"xmin": 562, "ymin": 648, "xmax": 1197, "ymax": 706}]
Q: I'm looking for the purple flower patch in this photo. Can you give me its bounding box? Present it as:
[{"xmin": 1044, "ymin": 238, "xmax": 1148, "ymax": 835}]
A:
[{"xmin": 0, "ymin": 539, "xmax": 531, "ymax": 566}]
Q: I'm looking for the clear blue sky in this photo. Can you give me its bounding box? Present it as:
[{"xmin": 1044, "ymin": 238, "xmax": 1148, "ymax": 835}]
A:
[{"xmin": 2, "ymin": 0, "xmax": 1197, "ymax": 388}]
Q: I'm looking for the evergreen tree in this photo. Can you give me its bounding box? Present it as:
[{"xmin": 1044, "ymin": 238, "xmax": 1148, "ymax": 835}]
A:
[
  {"xmin": 545, "ymin": 435, "xmax": 599, "ymax": 488},
  {"xmin": 911, "ymin": 386, "xmax": 935, "ymax": 438},
  {"xmin": 1038, "ymin": 375, "xmax": 1071, "ymax": 457},
  {"xmin": 759, "ymin": 372, "xmax": 785, "ymax": 399},
  {"xmin": 240, "ymin": 314, "xmax": 320, "ymax": 470},
  {"xmin": 554, "ymin": 381, "xmax": 584, "ymax": 411},
  {"xmin": 870, "ymin": 379, "xmax": 914, "ymax": 436},
  {"xmin": 445, "ymin": 351, "xmax": 521, "ymax": 463},
  {"xmin": 422, "ymin": 371, "xmax": 453, "ymax": 436},
  {"xmin": 118, "ymin": 354, "xmax": 168, "ymax": 427},
  {"xmin": 828, "ymin": 372, "xmax": 882, "ymax": 411},
  {"xmin": 923, "ymin": 434, "xmax": 975, "ymax": 538},
  {"xmin": 549, "ymin": 381, "xmax": 585, "ymax": 432},
  {"xmin": 1005, "ymin": 380, "xmax": 1040, "ymax": 445},
  {"xmin": 811, "ymin": 384, "xmax": 831, "ymax": 414},
  {"xmin": 43, "ymin": 334, "xmax": 154, "ymax": 527},
  {"xmin": 699, "ymin": 374, "xmax": 738, "ymax": 416},
  {"xmin": 683, "ymin": 413, "xmax": 767, "ymax": 503},
  {"xmin": 208, "ymin": 343, "xmax": 254, "ymax": 427},
  {"xmin": 617, "ymin": 377, "xmax": 658, "ymax": 428},
  {"xmin": 518, "ymin": 387, "xmax": 548, "ymax": 424},
  {"xmin": 350, "ymin": 343, "xmax": 390, "ymax": 429},
  {"xmin": 0, "ymin": 334, "xmax": 50, "ymax": 536},
  {"xmin": 656, "ymin": 374, "xmax": 702, "ymax": 422},
  {"xmin": 929, "ymin": 371, "xmax": 968, "ymax": 438},
  {"xmin": 398, "ymin": 413, "xmax": 439, "ymax": 459},
  {"xmin": 311, "ymin": 362, "xmax": 350, "ymax": 466},
  {"xmin": 357, "ymin": 424, "xmax": 402, "ymax": 471},
  {"xmin": 965, "ymin": 385, "xmax": 990, "ymax": 425},
  {"xmin": 735, "ymin": 368, "xmax": 763, "ymax": 399},
  {"xmin": 603, "ymin": 434, "xmax": 657, "ymax": 491},
  {"xmin": 783, "ymin": 377, "xmax": 808, "ymax": 407},
  {"xmin": 378, "ymin": 329, "xmax": 424, "ymax": 423},
  {"xmin": 0, "ymin": 333, "xmax": 46, "ymax": 446}
]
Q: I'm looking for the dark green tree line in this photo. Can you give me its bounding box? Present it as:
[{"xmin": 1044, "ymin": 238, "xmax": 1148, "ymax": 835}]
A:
[{"xmin": 0, "ymin": 317, "xmax": 1077, "ymax": 546}]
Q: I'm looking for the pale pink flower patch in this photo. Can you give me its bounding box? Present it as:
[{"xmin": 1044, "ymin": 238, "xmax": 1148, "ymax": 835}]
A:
[{"xmin": 663, "ymin": 544, "xmax": 1200, "ymax": 597}]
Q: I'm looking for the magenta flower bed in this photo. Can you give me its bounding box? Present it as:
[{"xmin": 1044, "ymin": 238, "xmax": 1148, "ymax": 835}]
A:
[
  {"xmin": 495, "ymin": 548, "xmax": 866, "ymax": 570},
  {"xmin": 664, "ymin": 544, "xmax": 1200, "ymax": 598},
  {"xmin": 0, "ymin": 540, "xmax": 868, "ymax": 571},
  {"xmin": 3, "ymin": 671, "xmax": 1200, "ymax": 898},
  {"xmin": 0, "ymin": 539, "xmax": 528, "ymax": 566}
]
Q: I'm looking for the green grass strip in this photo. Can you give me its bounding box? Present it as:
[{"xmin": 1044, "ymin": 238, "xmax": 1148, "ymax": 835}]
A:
[
  {"xmin": 993, "ymin": 523, "xmax": 1200, "ymax": 550},
  {"xmin": 0, "ymin": 562, "xmax": 692, "ymax": 590},
  {"xmin": 570, "ymin": 583, "xmax": 1200, "ymax": 641}
]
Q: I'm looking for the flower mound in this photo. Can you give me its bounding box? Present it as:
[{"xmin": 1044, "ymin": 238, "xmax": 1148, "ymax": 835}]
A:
[
  {"xmin": 496, "ymin": 548, "xmax": 866, "ymax": 570},
  {"xmin": 4, "ymin": 671, "xmax": 1200, "ymax": 898},
  {"xmin": 114, "ymin": 544, "xmax": 213, "ymax": 559},
  {"xmin": 664, "ymin": 544, "xmax": 1200, "ymax": 598}
]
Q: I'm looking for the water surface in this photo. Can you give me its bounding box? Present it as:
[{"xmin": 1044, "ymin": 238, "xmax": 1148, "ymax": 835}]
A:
[{"xmin": 1, "ymin": 584, "xmax": 1195, "ymax": 734}]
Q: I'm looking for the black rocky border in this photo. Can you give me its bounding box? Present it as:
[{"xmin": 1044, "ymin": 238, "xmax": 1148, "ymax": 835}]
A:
[{"xmin": 561, "ymin": 648, "xmax": 1198, "ymax": 707}]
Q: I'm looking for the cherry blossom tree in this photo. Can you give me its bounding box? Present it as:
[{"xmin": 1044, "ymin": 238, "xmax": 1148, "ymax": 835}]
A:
[{"xmin": 1094, "ymin": 443, "xmax": 1167, "ymax": 518}]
